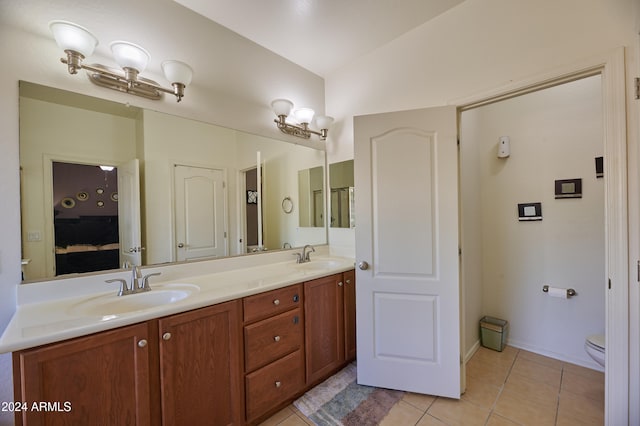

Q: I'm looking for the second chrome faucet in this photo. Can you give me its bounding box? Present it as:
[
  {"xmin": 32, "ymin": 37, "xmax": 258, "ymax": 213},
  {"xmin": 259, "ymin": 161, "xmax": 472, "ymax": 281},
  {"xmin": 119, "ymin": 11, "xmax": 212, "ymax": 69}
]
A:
[{"xmin": 106, "ymin": 265, "xmax": 161, "ymax": 296}]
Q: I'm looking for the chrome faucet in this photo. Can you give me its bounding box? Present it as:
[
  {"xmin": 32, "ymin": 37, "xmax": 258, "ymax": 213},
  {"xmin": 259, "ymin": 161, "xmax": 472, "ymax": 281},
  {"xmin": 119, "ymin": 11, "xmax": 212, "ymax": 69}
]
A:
[
  {"xmin": 105, "ymin": 265, "xmax": 161, "ymax": 296},
  {"xmin": 302, "ymin": 244, "xmax": 315, "ymax": 262}
]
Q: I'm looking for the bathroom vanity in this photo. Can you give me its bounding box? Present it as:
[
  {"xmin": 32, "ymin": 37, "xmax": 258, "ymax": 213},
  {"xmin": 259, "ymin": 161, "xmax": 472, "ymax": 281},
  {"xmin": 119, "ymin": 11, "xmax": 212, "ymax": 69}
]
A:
[{"xmin": 3, "ymin": 255, "xmax": 355, "ymax": 425}]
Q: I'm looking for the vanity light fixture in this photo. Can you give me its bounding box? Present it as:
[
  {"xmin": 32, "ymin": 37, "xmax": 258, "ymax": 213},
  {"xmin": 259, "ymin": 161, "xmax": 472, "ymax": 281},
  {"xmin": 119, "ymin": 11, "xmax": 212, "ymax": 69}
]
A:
[
  {"xmin": 49, "ymin": 20, "xmax": 193, "ymax": 102},
  {"xmin": 271, "ymin": 98, "xmax": 333, "ymax": 140}
]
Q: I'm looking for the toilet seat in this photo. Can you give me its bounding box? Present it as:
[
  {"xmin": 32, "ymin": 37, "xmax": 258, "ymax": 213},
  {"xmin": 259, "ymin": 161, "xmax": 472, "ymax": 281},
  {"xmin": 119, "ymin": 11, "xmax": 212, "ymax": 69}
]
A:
[{"xmin": 586, "ymin": 334, "xmax": 605, "ymax": 351}]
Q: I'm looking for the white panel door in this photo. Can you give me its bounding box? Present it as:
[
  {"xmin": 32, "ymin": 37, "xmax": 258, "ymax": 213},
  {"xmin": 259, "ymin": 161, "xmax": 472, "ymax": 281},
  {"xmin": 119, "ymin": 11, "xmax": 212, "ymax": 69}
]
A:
[
  {"xmin": 174, "ymin": 165, "xmax": 227, "ymax": 261},
  {"xmin": 354, "ymin": 106, "xmax": 460, "ymax": 398},
  {"xmin": 117, "ymin": 159, "xmax": 142, "ymax": 267}
]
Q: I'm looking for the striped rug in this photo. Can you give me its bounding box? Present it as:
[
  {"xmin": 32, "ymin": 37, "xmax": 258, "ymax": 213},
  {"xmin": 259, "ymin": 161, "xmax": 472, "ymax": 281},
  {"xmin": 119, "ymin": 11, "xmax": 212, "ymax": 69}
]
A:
[{"xmin": 293, "ymin": 363, "xmax": 404, "ymax": 426}]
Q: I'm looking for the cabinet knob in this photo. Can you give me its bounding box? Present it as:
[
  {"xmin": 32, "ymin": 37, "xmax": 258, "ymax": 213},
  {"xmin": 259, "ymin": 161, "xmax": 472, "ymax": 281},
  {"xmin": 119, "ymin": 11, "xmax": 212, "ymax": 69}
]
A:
[
  {"xmin": 273, "ymin": 299, "xmax": 280, "ymax": 306},
  {"xmin": 338, "ymin": 281, "xmax": 343, "ymax": 287},
  {"xmin": 138, "ymin": 339, "xmax": 148, "ymax": 348},
  {"xmin": 162, "ymin": 332, "xmax": 172, "ymax": 341},
  {"xmin": 274, "ymin": 335, "xmax": 281, "ymax": 342},
  {"xmin": 346, "ymin": 279, "xmax": 351, "ymax": 284},
  {"xmin": 275, "ymin": 381, "xmax": 282, "ymax": 388}
]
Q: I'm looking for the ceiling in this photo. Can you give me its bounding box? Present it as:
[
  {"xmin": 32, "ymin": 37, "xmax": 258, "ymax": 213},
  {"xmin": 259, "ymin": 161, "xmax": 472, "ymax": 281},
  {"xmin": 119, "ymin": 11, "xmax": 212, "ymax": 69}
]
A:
[{"xmin": 172, "ymin": 0, "xmax": 466, "ymax": 77}]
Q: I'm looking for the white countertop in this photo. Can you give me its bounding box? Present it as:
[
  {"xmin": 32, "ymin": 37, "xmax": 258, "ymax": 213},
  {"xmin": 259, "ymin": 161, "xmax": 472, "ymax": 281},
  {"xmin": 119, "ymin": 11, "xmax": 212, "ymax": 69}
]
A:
[{"xmin": 0, "ymin": 255, "xmax": 355, "ymax": 353}]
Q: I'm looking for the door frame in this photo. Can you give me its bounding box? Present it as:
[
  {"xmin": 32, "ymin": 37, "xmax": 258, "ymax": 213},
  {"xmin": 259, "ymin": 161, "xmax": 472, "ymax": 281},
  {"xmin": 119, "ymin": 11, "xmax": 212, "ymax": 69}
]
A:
[
  {"xmin": 42, "ymin": 154, "xmax": 120, "ymax": 277},
  {"xmin": 453, "ymin": 48, "xmax": 628, "ymax": 425}
]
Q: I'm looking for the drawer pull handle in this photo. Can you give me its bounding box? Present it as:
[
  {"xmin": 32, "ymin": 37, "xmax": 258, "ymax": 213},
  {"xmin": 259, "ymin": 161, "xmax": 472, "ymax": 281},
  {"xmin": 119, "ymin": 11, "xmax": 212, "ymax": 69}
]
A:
[
  {"xmin": 274, "ymin": 335, "xmax": 281, "ymax": 342},
  {"xmin": 162, "ymin": 332, "xmax": 172, "ymax": 341},
  {"xmin": 273, "ymin": 299, "xmax": 280, "ymax": 306},
  {"xmin": 293, "ymin": 294, "xmax": 299, "ymax": 302},
  {"xmin": 138, "ymin": 339, "xmax": 148, "ymax": 348},
  {"xmin": 275, "ymin": 381, "xmax": 282, "ymax": 388}
]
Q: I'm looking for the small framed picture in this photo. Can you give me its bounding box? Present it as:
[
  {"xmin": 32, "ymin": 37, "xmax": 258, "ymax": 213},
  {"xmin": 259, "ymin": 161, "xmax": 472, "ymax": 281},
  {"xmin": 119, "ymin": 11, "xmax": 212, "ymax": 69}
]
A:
[
  {"xmin": 555, "ymin": 178, "xmax": 582, "ymax": 199},
  {"xmin": 518, "ymin": 202, "xmax": 542, "ymax": 221},
  {"xmin": 247, "ymin": 190, "xmax": 258, "ymax": 204}
]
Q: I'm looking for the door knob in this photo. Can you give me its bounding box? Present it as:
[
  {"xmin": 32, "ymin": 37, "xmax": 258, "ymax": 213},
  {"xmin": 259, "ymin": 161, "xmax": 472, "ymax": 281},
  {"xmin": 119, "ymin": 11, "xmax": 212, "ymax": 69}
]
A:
[
  {"xmin": 177, "ymin": 243, "xmax": 184, "ymax": 248},
  {"xmin": 358, "ymin": 261, "xmax": 369, "ymax": 270}
]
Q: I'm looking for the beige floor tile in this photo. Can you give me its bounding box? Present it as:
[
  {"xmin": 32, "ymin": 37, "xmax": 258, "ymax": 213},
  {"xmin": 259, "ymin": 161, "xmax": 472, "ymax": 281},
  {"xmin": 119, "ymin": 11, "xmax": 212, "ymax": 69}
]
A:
[
  {"xmin": 556, "ymin": 391, "xmax": 604, "ymax": 425},
  {"xmin": 561, "ymin": 368, "xmax": 605, "ymax": 402},
  {"xmin": 562, "ymin": 362, "xmax": 604, "ymax": 381},
  {"xmin": 402, "ymin": 392, "xmax": 437, "ymax": 411},
  {"xmin": 461, "ymin": 375, "xmax": 502, "ymax": 409},
  {"xmin": 427, "ymin": 397, "xmax": 491, "ymax": 426},
  {"xmin": 486, "ymin": 413, "xmax": 521, "ymax": 426},
  {"xmin": 509, "ymin": 357, "xmax": 562, "ymax": 390},
  {"xmin": 466, "ymin": 355, "xmax": 512, "ymax": 387},
  {"xmin": 258, "ymin": 406, "xmax": 295, "ymax": 426},
  {"xmin": 472, "ymin": 345, "xmax": 519, "ymax": 365},
  {"xmin": 278, "ymin": 414, "xmax": 313, "ymax": 426},
  {"xmin": 416, "ymin": 413, "xmax": 448, "ymax": 425},
  {"xmin": 504, "ymin": 372, "xmax": 559, "ymax": 409},
  {"xmin": 379, "ymin": 400, "xmax": 425, "ymax": 426},
  {"xmin": 288, "ymin": 405, "xmax": 315, "ymax": 426},
  {"xmin": 493, "ymin": 388, "xmax": 557, "ymax": 426},
  {"xmin": 517, "ymin": 349, "xmax": 564, "ymax": 370}
]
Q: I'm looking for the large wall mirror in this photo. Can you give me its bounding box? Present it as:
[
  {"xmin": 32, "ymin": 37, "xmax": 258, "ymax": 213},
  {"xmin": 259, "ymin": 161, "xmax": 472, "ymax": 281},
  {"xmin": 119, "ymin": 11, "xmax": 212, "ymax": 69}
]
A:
[
  {"xmin": 329, "ymin": 160, "xmax": 354, "ymax": 228},
  {"xmin": 19, "ymin": 81, "xmax": 327, "ymax": 282}
]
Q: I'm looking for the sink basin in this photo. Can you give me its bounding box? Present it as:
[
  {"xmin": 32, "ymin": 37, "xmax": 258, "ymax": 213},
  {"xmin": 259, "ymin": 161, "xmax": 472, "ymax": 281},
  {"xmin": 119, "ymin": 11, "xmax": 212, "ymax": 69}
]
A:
[
  {"xmin": 67, "ymin": 283, "xmax": 199, "ymax": 317},
  {"xmin": 294, "ymin": 259, "xmax": 343, "ymax": 271}
]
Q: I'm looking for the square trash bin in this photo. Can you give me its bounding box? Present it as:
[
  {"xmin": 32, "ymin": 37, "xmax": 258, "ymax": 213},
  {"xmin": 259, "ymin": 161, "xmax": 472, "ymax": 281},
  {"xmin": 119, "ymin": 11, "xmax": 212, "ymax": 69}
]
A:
[{"xmin": 480, "ymin": 316, "xmax": 509, "ymax": 352}]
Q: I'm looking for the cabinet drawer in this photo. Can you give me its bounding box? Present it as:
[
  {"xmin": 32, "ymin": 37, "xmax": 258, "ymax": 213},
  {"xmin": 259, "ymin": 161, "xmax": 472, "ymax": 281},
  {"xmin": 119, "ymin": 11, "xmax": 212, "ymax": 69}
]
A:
[
  {"xmin": 245, "ymin": 349, "xmax": 305, "ymax": 422},
  {"xmin": 243, "ymin": 284, "xmax": 302, "ymax": 323},
  {"xmin": 245, "ymin": 308, "xmax": 303, "ymax": 372}
]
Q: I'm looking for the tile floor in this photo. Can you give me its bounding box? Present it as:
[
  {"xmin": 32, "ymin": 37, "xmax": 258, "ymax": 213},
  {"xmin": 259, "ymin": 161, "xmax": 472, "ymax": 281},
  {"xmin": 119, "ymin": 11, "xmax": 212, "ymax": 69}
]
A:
[{"xmin": 259, "ymin": 346, "xmax": 604, "ymax": 426}]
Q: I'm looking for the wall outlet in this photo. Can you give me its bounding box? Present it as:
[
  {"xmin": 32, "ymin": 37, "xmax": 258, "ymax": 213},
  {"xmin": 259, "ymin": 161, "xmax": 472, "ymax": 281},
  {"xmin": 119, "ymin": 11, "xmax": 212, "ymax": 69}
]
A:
[{"xmin": 27, "ymin": 231, "xmax": 42, "ymax": 242}]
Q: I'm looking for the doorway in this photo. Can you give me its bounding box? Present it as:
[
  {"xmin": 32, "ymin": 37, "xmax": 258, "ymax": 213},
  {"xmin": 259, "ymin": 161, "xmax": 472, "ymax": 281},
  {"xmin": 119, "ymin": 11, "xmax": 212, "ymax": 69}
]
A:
[
  {"xmin": 52, "ymin": 161, "xmax": 120, "ymax": 275},
  {"xmin": 459, "ymin": 75, "xmax": 605, "ymax": 368}
]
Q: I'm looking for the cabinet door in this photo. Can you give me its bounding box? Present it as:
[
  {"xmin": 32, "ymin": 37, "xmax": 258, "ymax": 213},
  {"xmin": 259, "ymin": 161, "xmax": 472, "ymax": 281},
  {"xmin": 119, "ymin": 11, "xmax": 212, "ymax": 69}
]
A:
[
  {"xmin": 158, "ymin": 300, "xmax": 243, "ymax": 426},
  {"xmin": 343, "ymin": 269, "xmax": 357, "ymax": 361},
  {"xmin": 304, "ymin": 274, "xmax": 345, "ymax": 384},
  {"xmin": 14, "ymin": 322, "xmax": 151, "ymax": 426}
]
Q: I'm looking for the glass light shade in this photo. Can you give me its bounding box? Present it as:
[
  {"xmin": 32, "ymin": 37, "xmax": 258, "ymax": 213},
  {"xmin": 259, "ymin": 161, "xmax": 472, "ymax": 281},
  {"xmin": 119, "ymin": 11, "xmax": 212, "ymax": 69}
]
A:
[
  {"xmin": 162, "ymin": 60, "xmax": 193, "ymax": 85},
  {"xmin": 315, "ymin": 115, "xmax": 334, "ymax": 130},
  {"xmin": 49, "ymin": 20, "xmax": 98, "ymax": 57},
  {"xmin": 271, "ymin": 99, "xmax": 294, "ymax": 117},
  {"xmin": 294, "ymin": 107, "xmax": 315, "ymax": 124},
  {"xmin": 110, "ymin": 41, "xmax": 150, "ymax": 72},
  {"xmin": 99, "ymin": 165, "xmax": 114, "ymax": 171}
]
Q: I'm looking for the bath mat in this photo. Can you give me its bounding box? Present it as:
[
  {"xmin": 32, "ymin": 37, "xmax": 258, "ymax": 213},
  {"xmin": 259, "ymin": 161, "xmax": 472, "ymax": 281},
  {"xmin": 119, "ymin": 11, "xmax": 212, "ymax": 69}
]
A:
[{"xmin": 293, "ymin": 363, "xmax": 405, "ymax": 426}]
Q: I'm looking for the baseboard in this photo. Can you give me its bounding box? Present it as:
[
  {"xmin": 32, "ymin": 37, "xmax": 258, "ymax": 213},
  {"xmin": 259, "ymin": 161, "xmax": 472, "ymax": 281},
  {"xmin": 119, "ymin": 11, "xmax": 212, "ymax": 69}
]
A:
[
  {"xmin": 507, "ymin": 338, "xmax": 604, "ymax": 372},
  {"xmin": 464, "ymin": 340, "xmax": 481, "ymax": 364}
]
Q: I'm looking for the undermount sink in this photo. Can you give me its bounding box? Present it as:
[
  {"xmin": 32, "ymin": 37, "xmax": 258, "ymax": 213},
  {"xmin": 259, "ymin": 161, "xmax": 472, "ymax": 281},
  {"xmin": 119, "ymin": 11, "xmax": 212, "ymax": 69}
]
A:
[
  {"xmin": 67, "ymin": 283, "xmax": 199, "ymax": 317},
  {"xmin": 294, "ymin": 259, "xmax": 343, "ymax": 271}
]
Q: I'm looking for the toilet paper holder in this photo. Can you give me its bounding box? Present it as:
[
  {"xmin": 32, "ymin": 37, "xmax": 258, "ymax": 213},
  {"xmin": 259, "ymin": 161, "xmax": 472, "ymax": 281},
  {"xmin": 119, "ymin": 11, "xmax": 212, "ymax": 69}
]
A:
[{"xmin": 542, "ymin": 285, "xmax": 577, "ymax": 297}]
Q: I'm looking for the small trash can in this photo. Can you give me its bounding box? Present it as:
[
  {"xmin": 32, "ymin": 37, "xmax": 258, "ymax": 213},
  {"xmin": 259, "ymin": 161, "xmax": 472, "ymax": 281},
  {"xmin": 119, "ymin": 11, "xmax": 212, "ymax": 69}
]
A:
[{"xmin": 480, "ymin": 316, "xmax": 509, "ymax": 352}]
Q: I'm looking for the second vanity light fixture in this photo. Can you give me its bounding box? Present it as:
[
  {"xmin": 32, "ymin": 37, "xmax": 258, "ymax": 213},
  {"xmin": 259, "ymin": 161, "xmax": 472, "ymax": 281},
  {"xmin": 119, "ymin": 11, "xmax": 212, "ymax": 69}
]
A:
[
  {"xmin": 271, "ymin": 99, "xmax": 334, "ymax": 141},
  {"xmin": 49, "ymin": 20, "xmax": 193, "ymax": 102}
]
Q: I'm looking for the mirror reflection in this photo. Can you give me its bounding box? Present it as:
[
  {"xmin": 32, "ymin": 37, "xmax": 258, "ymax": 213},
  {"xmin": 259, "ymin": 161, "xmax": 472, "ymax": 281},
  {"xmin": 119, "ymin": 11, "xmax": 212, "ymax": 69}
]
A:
[
  {"xmin": 329, "ymin": 160, "xmax": 354, "ymax": 228},
  {"xmin": 298, "ymin": 166, "xmax": 325, "ymax": 228},
  {"xmin": 19, "ymin": 81, "xmax": 327, "ymax": 282}
]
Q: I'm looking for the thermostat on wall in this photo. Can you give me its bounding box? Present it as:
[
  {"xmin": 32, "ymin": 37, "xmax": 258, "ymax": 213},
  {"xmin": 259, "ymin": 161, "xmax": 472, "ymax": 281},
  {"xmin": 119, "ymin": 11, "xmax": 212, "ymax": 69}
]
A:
[
  {"xmin": 518, "ymin": 202, "xmax": 542, "ymax": 221},
  {"xmin": 554, "ymin": 178, "xmax": 582, "ymax": 199}
]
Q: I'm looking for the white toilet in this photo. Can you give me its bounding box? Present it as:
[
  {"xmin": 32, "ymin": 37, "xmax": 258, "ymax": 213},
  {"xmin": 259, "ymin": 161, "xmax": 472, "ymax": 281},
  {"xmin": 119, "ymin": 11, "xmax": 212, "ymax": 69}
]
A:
[{"xmin": 584, "ymin": 334, "xmax": 605, "ymax": 367}]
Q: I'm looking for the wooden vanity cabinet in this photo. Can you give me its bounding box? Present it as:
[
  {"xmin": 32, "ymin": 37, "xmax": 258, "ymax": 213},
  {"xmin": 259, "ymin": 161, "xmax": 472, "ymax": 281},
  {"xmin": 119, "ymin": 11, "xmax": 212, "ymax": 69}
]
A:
[
  {"xmin": 13, "ymin": 322, "xmax": 153, "ymax": 426},
  {"xmin": 242, "ymin": 284, "xmax": 305, "ymax": 424},
  {"xmin": 343, "ymin": 269, "xmax": 357, "ymax": 362},
  {"xmin": 158, "ymin": 300, "xmax": 244, "ymax": 426},
  {"xmin": 13, "ymin": 300, "xmax": 243, "ymax": 426},
  {"xmin": 304, "ymin": 270, "xmax": 356, "ymax": 385}
]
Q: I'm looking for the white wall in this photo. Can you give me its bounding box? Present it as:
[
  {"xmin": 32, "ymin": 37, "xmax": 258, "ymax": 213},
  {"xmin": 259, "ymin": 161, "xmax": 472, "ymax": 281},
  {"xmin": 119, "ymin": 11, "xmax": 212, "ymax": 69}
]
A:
[{"xmin": 460, "ymin": 75, "xmax": 605, "ymax": 368}]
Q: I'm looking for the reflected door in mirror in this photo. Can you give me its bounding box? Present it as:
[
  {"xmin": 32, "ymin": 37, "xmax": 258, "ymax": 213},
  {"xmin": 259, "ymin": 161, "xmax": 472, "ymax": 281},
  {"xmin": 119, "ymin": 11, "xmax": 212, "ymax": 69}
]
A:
[{"xmin": 174, "ymin": 165, "xmax": 227, "ymax": 261}]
